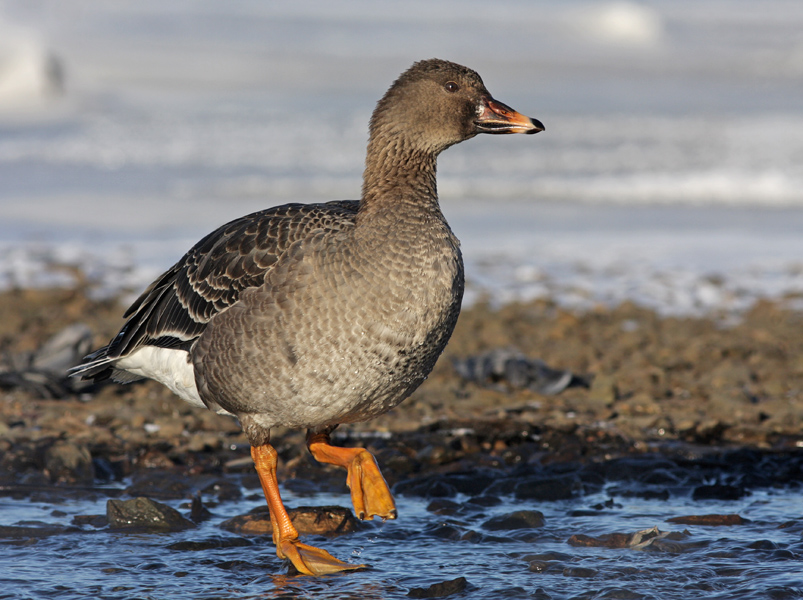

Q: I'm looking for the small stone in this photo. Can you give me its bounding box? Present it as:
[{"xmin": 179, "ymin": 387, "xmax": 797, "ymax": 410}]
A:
[
  {"xmin": 189, "ymin": 494, "xmax": 213, "ymax": 523},
  {"xmin": 201, "ymin": 479, "xmax": 242, "ymax": 502},
  {"xmin": 107, "ymin": 497, "xmax": 196, "ymax": 532},
  {"xmin": 167, "ymin": 537, "xmax": 253, "ymax": 551},
  {"xmin": 483, "ymin": 510, "xmax": 545, "ymax": 531},
  {"xmin": 514, "ymin": 475, "xmax": 579, "ymax": 501},
  {"xmin": 220, "ymin": 505, "xmax": 359, "ymax": 536},
  {"xmin": 125, "ymin": 472, "xmax": 191, "ymax": 500},
  {"xmin": 466, "ymin": 495, "xmax": 502, "ymax": 508},
  {"xmin": 426, "ymin": 499, "xmax": 461, "ymax": 515},
  {"xmin": 568, "ymin": 526, "xmax": 687, "ymax": 550},
  {"xmin": 407, "ymin": 576, "xmax": 468, "ymax": 599},
  {"xmin": 72, "ymin": 514, "xmax": 108, "ymax": 528},
  {"xmin": 692, "ymin": 484, "xmax": 747, "ymax": 501},
  {"xmin": 0, "ymin": 524, "xmax": 79, "ymax": 538},
  {"xmin": 667, "ymin": 514, "xmax": 748, "ymax": 526},
  {"xmin": 568, "ymin": 532, "xmax": 632, "ymax": 548}
]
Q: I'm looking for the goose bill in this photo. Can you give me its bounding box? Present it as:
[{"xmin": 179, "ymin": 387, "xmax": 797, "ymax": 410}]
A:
[{"xmin": 475, "ymin": 97, "xmax": 544, "ymax": 134}]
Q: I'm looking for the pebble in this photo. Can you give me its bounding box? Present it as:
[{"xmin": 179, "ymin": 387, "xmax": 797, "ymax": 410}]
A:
[
  {"xmin": 0, "ymin": 524, "xmax": 80, "ymax": 538},
  {"xmin": 667, "ymin": 514, "xmax": 748, "ymax": 526},
  {"xmin": 483, "ymin": 510, "xmax": 545, "ymax": 531},
  {"xmin": 71, "ymin": 514, "xmax": 108, "ymax": 528},
  {"xmin": 220, "ymin": 505, "xmax": 359, "ymax": 536},
  {"xmin": 514, "ymin": 474, "xmax": 580, "ymax": 501},
  {"xmin": 568, "ymin": 526, "xmax": 688, "ymax": 550},
  {"xmin": 407, "ymin": 576, "xmax": 468, "ymax": 599},
  {"xmin": 107, "ymin": 497, "xmax": 196, "ymax": 532},
  {"xmin": 692, "ymin": 484, "xmax": 747, "ymax": 501},
  {"xmin": 166, "ymin": 536, "xmax": 253, "ymax": 552},
  {"xmin": 125, "ymin": 472, "xmax": 193, "ymax": 500}
]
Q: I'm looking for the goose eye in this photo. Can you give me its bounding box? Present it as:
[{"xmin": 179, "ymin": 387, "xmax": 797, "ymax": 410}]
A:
[{"xmin": 444, "ymin": 81, "xmax": 459, "ymax": 93}]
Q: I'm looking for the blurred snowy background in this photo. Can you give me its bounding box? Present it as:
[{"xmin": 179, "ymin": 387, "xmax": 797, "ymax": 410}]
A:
[{"xmin": 1, "ymin": 0, "xmax": 802, "ymax": 314}]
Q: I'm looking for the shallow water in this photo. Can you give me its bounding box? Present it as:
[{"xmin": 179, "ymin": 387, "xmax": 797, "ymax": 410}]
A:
[{"xmin": 2, "ymin": 461, "xmax": 801, "ymax": 599}]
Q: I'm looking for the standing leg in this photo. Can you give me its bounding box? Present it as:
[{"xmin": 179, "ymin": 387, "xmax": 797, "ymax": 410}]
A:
[
  {"xmin": 251, "ymin": 444, "xmax": 365, "ymax": 575},
  {"xmin": 306, "ymin": 431, "xmax": 397, "ymax": 521}
]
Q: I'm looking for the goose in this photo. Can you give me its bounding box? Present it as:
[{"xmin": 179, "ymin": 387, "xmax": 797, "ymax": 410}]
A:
[{"xmin": 71, "ymin": 58, "xmax": 543, "ymax": 575}]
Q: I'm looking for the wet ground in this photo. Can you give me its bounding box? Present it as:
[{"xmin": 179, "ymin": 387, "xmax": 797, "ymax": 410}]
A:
[{"xmin": 1, "ymin": 284, "xmax": 802, "ymax": 599}]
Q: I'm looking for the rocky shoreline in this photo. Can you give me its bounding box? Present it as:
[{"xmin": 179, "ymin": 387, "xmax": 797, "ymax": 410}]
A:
[{"xmin": 1, "ymin": 284, "xmax": 802, "ymax": 490}]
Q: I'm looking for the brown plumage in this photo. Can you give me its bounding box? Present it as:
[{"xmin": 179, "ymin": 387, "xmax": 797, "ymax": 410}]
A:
[{"xmin": 71, "ymin": 58, "xmax": 543, "ymax": 575}]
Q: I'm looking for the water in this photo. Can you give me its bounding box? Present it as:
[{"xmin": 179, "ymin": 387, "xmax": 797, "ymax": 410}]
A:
[
  {"xmin": 1, "ymin": 481, "xmax": 801, "ymax": 599},
  {"xmin": 1, "ymin": 0, "xmax": 802, "ymax": 314}
]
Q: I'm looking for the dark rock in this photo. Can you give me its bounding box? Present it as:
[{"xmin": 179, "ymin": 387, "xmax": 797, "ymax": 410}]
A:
[
  {"xmin": 523, "ymin": 551, "xmax": 573, "ymax": 562},
  {"xmin": 417, "ymin": 444, "xmax": 459, "ymax": 466},
  {"xmin": 201, "ymin": 479, "xmax": 242, "ymax": 501},
  {"xmin": 640, "ymin": 468, "xmax": 683, "ymax": 485},
  {"xmin": 439, "ymin": 472, "xmax": 496, "ymax": 496},
  {"xmin": 167, "ymin": 536, "xmax": 254, "ymax": 551},
  {"xmin": 692, "ymin": 484, "xmax": 747, "ymax": 501},
  {"xmin": 599, "ymin": 456, "xmax": 678, "ymax": 482},
  {"xmin": 220, "ymin": 505, "xmax": 359, "ymax": 536},
  {"xmin": 460, "ymin": 529, "xmax": 482, "ymax": 543},
  {"xmin": 748, "ymin": 539, "xmax": 778, "ymax": 551},
  {"xmin": 424, "ymin": 522, "xmax": 464, "ymax": 540},
  {"xmin": 0, "ymin": 524, "xmax": 80, "ymax": 538},
  {"xmin": 483, "ymin": 510, "xmax": 545, "ymax": 531},
  {"xmin": 281, "ymin": 478, "xmax": 321, "ymax": 496},
  {"xmin": 125, "ymin": 472, "xmax": 192, "ymax": 500},
  {"xmin": 528, "ymin": 561, "xmax": 552, "ymax": 573},
  {"xmin": 72, "ymin": 514, "xmax": 108, "ymax": 528},
  {"xmin": 426, "ymin": 499, "xmax": 461, "ymax": 515},
  {"xmin": 466, "ymin": 495, "xmax": 502, "ymax": 508},
  {"xmin": 482, "ymin": 478, "xmax": 517, "ymax": 497},
  {"xmin": 375, "ymin": 448, "xmax": 419, "ymax": 478},
  {"xmin": 667, "ymin": 514, "xmax": 748, "ymax": 526},
  {"xmin": 452, "ymin": 348, "xmax": 587, "ymax": 395},
  {"xmin": 407, "ymin": 576, "xmax": 468, "ymax": 599},
  {"xmin": 569, "ymin": 532, "xmax": 632, "ymax": 549},
  {"xmin": 394, "ymin": 476, "xmax": 458, "ymax": 498},
  {"xmin": 107, "ymin": 497, "xmax": 196, "ymax": 532},
  {"xmin": 615, "ymin": 487, "xmax": 671, "ymax": 501},
  {"xmin": 212, "ymin": 559, "xmax": 256, "ymax": 572},
  {"xmin": 515, "ymin": 475, "xmax": 579, "ymax": 501},
  {"xmin": 568, "ymin": 526, "xmax": 686, "ymax": 550},
  {"xmin": 190, "ymin": 494, "xmax": 213, "ymax": 523}
]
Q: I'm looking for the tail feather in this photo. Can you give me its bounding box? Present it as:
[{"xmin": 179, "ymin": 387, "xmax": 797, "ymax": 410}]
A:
[{"xmin": 67, "ymin": 346, "xmax": 115, "ymax": 382}]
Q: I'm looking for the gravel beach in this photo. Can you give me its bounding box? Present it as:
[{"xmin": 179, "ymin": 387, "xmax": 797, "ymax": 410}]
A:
[{"xmin": 2, "ymin": 283, "xmax": 801, "ymax": 490}]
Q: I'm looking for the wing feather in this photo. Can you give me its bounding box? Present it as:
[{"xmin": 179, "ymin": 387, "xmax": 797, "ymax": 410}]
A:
[{"xmin": 70, "ymin": 200, "xmax": 359, "ymax": 380}]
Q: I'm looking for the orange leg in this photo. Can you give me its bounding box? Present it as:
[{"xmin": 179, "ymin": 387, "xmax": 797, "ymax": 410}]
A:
[
  {"xmin": 251, "ymin": 444, "xmax": 365, "ymax": 575},
  {"xmin": 306, "ymin": 432, "xmax": 397, "ymax": 521}
]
